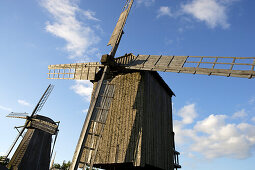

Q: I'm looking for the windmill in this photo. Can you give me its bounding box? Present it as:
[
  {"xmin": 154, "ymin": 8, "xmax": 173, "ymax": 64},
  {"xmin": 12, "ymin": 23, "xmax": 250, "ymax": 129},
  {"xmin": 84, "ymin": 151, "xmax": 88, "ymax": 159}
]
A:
[
  {"xmin": 2, "ymin": 84, "xmax": 59, "ymax": 170},
  {"xmin": 47, "ymin": 0, "xmax": 255, "ymax": 170}
]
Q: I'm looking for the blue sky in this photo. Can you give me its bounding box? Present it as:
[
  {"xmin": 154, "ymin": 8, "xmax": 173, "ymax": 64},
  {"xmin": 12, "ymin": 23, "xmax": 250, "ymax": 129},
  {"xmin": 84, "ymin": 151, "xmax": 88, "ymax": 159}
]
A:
[{"xmin": 0, "ymin": 0, "xmax": 254, "ymax": 169}]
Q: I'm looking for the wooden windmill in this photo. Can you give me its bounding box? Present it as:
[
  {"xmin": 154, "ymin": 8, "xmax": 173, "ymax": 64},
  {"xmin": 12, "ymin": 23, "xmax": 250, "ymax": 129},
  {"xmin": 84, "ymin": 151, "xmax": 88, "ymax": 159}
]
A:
[
  {"xmin": 47, "ymin": 0, "xmax": 255, "ymax": 170},
  {"xmin": 3, "ymin": 85, "xmax": 59, "ymax": 170}
]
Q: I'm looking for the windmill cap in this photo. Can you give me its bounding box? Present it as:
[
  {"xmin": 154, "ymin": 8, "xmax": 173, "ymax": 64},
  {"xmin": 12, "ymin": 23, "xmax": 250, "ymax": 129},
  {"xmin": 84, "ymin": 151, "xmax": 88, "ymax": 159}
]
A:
[{"xmin": 31, "ymin": 115, "xmax": 56, "ymax": 124}]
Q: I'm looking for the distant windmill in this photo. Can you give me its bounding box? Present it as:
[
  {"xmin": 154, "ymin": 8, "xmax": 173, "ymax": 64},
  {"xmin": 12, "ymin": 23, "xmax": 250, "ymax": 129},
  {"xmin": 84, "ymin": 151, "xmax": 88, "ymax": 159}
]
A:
[
  {"xmin": 47, "ymin": 0, "xmax": 255, "ymax": 170},
  {"xmin": 3, "ymin": 84, "xmax": 59, "ymax": 170}
]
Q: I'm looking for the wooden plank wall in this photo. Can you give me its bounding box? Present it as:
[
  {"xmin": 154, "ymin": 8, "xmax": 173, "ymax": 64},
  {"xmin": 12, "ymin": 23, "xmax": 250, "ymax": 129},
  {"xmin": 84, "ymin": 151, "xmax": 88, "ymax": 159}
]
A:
[
  {"xmin": 143, "ymin": 72, "xmax": 174, "ymax": 170},
  {"xmin": 93, "ymin": 72, "xmax": 143, "ymax": 165},
  {"xmin": 88, "ymin": 71, "xmax": 174, "ymax": 170}
]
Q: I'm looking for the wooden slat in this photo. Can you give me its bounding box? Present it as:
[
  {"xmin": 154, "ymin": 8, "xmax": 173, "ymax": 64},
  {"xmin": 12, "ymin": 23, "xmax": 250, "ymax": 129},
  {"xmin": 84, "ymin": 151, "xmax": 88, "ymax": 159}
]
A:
[
  {"xmin": 115, "ymin": 54, "xmax": 136, "ymax": 66},
  {"xmin": 127, "ymin": 55, "xmax": 149, "ymax": 68},
  {"xmin": 168, "ymin": 56, "xmax": 188, "ymax": 69},
  {"xmin": 118, "ymin": 54, "xmax": 255, "ymax": 79},
  {"xmin": 48, "ymin": 62, "xmax": 103, "ymax": 80},
  {"xmin": 186, "ymin": 61, "xmax": 254, "ymax": 66},
  {"xmin": 143, "ymin": 55, "xmax": 161, "ymax": 67},
  {"xmin": 108, "ymin": 10, "xmax": 128, "ymax": 46},
  {"xmin": 155, "ymin": 56, "xmax": 174, "ymax": 68},
  {"xmin": 108, "ymin": 0, "xmax": 133, "ymax": 47}
]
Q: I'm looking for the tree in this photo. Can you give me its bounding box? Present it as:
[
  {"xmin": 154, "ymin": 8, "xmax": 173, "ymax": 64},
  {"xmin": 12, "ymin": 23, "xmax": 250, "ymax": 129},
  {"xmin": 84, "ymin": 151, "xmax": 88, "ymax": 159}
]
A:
[
  {"xmin": 51, "ymin": 160, "xmax": 71, "ymax": 170},
  {"xmin": 61, "ymin": 160, "xmax": 71, "ymax": 170},
  {"xmin": 51, "ymin": 160, "xmax": 99, "ymax": 170}
]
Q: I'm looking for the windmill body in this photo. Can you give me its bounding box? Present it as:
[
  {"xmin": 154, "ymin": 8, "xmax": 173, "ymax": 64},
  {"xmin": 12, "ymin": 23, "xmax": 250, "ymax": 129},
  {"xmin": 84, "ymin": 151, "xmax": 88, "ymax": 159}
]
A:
[
  {"xmin": 7, "ymin": 115, "xmax": 57, "ymax": 170},
  {"xmin": 47, "ymin": 0, "xmax": 255, "ymax": 170},
  {"xmin": 79, "ymin": 70, "xmax": 176, "ymax": 170},
  {"xmin": 3, "ymin": 85, "xmax": 59, "ymax": 170}
]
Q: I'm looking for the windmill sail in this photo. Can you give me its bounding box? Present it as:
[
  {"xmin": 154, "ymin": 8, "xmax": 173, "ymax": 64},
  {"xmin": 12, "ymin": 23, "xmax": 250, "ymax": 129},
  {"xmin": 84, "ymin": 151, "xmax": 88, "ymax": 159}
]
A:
[
  {"xmin": 116, "ymin": 54, "xmax": 255, "ymax": 79},
  {"xmin": 108, "ymin": 0, "xmax": 133, "ymax": 56},
  {"xmin": 48, "ymin": 63, "xmax": 103, "ymax": 81},
  {"xmin": 32, "ymin": 84, "xmax": 54, "ymax": 116},
  {"xmin": 108, "ymin": 0, "xmax": 133, "ymax": 47},
  {"xmin": 7, "ymin": 112, "xmax": 28, "ymax": 119}
]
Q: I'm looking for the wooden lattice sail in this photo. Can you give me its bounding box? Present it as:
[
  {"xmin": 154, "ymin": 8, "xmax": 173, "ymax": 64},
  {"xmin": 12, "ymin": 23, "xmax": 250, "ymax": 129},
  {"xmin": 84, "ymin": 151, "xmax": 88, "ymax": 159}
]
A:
[{"xmin": 116, "ymin": 54, "xmax": 255, "ymax": 79}]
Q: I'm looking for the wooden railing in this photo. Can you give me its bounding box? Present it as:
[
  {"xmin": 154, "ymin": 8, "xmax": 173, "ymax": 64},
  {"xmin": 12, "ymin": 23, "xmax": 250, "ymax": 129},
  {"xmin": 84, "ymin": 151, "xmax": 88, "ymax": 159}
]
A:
[{"xmin": 173, "ymin": 149, "xmax": 181, "ymax": 169}]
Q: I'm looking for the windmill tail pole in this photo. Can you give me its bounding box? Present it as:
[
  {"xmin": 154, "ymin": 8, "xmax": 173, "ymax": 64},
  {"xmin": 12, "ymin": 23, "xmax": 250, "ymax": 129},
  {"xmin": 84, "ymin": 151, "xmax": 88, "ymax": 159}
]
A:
[
  {"xmin": 70, "ymin": 66, "xmax": 109, "ymax": 170},
  {"xmin": 49, "ymin": 152, "xmax": 56, "ymax": 170},
  {"xmin": 4, "ymin": 125, "xmax": 27, "ymax": 160}
]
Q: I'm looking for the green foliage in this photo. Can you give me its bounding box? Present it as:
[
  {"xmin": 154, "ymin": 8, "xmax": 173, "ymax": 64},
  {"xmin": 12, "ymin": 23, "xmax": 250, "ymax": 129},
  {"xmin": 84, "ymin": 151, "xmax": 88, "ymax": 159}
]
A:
[
  {"xmin": 52, "ymin": 163, "xmax": 61, "ymax": 169},
  {"xmin": 61, "ymin": 160, "xmax": 71, "ymax": 170},
  {"xmin": 51, "ymin": 160, "xmax": 71, "ymax": 170},
  {"xmin": 0, "ymin": 156, "xmax": 9, "ymax": 166},
  {"xmin": 51, "ymin": 160, "xmax": 97, "ymax": 170}
]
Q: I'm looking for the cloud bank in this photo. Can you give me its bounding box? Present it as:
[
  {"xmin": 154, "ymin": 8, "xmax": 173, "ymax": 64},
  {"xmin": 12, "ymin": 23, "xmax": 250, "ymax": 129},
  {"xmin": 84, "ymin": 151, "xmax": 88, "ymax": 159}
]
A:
[
  {"xmin": 41, "ymin": 0, "xmax": 100, "ymax": 60},
  {"xmin": 182, "ymin": 0, "xmax": 231, "ymax": 29},
  {"xmin": 157, "ymin": 0, "xmax": 239, "ymax": 29},
  {"xmin": 174, "ymin": 103, "xmax": 255, "ymax": 160},
  {"xmin": 41, "ymin": 0, "xmax": 100, "ymax": 108},
  {"xmin": 70, "ymin": 80, "xmax": 93, "ymax": 101}
]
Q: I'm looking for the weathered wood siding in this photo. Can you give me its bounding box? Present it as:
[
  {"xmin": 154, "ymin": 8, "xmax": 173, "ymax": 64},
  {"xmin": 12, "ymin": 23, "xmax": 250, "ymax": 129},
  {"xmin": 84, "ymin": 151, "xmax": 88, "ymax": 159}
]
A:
[
  {"xmin": 143, "ymin": 71, "xmax": 174, "ymax": 170},
  {"xmin": 86, "ymin": 71, "xmax": 174, "ymax": 170}
]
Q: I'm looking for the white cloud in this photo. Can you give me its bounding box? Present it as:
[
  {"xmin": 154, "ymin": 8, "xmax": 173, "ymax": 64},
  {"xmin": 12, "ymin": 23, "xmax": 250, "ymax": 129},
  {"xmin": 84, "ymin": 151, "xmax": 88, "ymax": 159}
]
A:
[
  {"xmin": 194, "ymin": 114, "xmax": 227, "ymax": 134},
  {"xmin": 178, "ymin": 103, "xmax": 197, "ymax": 124},
  {"xmin": 83, "ymin": 10, "xmax": 100, "ymax": 21},
  {"xmin": 71, "ymin": 80, "xmax": 93, "ymax": 101},
  {"xmin": 0, "ymin": 105, "xmax": 12, "ymax": 112},
  {"xmin": 232, "ymin": 109, "xmax": 247, "ymax": 118},
  {"xmin": 181, "ymin": 0, "xmax": 234, "ymax": 29},
  {"xmin": 157, "ymin": 6, "xmax": 173, "ymax": 18},
  {"xmin": 174, "ymin": 120, "xmax": 197, "ymax": 145},
  {"xmin": 191, "ymin": 122, "xmax": 255, "ymax": 159},
  {"xmin": 136, "ymin": 0, "xmax": 155, "ymax": 7},
  {"xmin": 174, "ymin": 104, "xmax": 255, "ymax": 160},
  {"xmin": 252, "ymin": 117, "xmax": 255, "ymax": 123},
  {"xmin": 41, "ymin": 0, "xmax": 100, "ymax": 60},
  {"xmin": 18, "ymin": 99, "xmax": 31, "ymax": 107}
]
